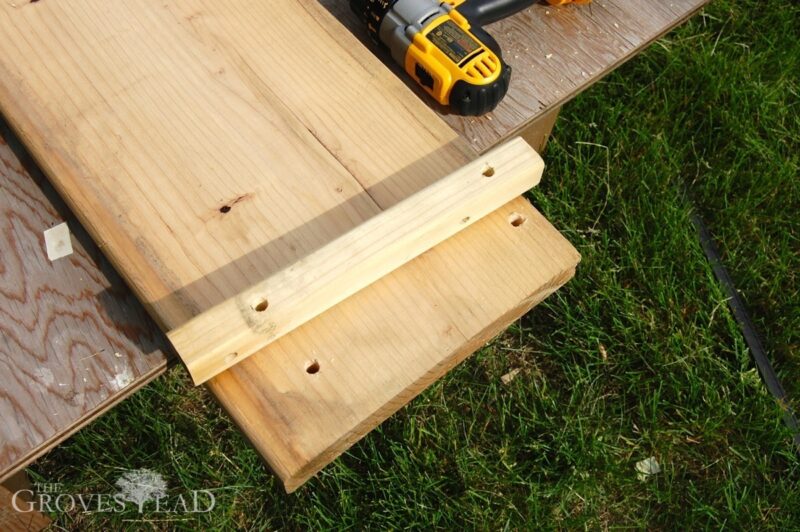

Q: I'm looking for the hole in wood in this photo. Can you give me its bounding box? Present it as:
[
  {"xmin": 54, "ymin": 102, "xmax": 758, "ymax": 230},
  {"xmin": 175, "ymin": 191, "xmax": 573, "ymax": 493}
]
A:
[
  {"xmin": 306, "ymin": 360, "xmax": 320, "ymax": 375},
  {"xmin": 220, "ymin": 205, "xmax": 232, "ymax": 214},
  {"xmin": 482, "ymin": 165, "xmax": 495, "ymax": 178},
  {"xmin": 508, "ymin": 213, "xmax": 527, "ymax": 227},
  {"xmin": 253, "ymin": 299, "xmax": 269, "ymax": 312}
]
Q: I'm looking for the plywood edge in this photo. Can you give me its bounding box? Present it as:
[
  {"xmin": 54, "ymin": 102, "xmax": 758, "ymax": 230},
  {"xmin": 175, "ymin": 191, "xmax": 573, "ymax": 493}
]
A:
[
  {"xmin": 478, "ymin": 0, "xmax": 713, "ymax": 150},
  {"xmin": 0, "ymin": 363, "xmax": 169, "ymax": 485},
  {"xmin": 170, "ymin": 139, "xmax": 544, "ymax": 384}
]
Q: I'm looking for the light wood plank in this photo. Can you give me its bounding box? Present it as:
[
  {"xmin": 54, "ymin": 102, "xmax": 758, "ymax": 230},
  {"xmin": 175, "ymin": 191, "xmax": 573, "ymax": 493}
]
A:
[
  {"xmin": 170, "ymin": 139, "xmax": 544, "ymax": 384},
  {"xmin": 0, "ymin": 0, "xmax": 579, "ymax": 491},
  {"xmin": 521, "ymin": 106, "xmax": 562, "ymax": 153},
  {"xmin": 213, "ymin": 203, "xmax": 578, "ymax": 491},
  {"xmin": 0, "ymin": 474, "xmax": 51, "ymax": 532}
]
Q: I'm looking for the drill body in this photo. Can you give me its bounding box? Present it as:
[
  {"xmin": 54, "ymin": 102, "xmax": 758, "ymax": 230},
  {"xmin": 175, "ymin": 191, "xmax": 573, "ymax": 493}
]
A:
[{"xmin": 351, "ymin": 0, "xmax": 534, "ymax": 116}]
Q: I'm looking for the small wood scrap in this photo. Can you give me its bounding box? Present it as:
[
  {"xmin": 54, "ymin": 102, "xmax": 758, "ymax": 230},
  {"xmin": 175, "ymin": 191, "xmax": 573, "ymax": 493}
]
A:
[{"xmin": 501, "ymin": 368, "xmax": 524, "ymax": 385}]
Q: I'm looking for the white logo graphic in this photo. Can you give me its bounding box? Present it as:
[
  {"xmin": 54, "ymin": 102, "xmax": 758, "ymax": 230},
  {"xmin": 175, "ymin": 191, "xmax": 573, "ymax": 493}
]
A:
[{"xmin": 115, "ymin": 469, "xmax": 169, "ymax": 512}]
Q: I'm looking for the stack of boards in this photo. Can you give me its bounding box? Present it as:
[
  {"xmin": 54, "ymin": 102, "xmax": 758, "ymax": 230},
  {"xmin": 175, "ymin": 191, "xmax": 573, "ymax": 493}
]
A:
[{"xmin": 0, "ymin": 1, "xmax": 579, "ymax": 491}]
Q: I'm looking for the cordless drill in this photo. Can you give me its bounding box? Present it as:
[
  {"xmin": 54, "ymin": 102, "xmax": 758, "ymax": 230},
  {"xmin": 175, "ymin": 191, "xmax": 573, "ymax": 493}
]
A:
[{"xmin": 351, "ymin": 0, "xmax": 535, "ymax": 116}]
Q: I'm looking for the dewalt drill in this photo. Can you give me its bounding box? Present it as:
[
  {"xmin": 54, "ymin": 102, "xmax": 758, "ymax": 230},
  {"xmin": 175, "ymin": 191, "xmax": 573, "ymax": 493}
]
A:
[{"xmin": 351, "ymin": 0, "xmax": 589, "ymax": 116}]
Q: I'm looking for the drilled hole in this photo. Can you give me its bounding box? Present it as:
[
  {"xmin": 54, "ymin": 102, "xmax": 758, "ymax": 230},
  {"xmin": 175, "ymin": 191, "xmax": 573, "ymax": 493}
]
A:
[
  {"xmin": 306, "ymin": 360, "xmax": 320, "ymax": 374},
  {"xmin": 482, "ymin": 166, "xmax": 495, "ymax": 177},
  {"xmin": 253, "ymin": 299, "xmax": 269, "ymax": 312},
  {"xmin": 220, "ymin": 205, "xmax": 232, "ymax": 214},
  {"xmin": 508, "ymin": 213, "xmax": 527, "ymax": 227}
]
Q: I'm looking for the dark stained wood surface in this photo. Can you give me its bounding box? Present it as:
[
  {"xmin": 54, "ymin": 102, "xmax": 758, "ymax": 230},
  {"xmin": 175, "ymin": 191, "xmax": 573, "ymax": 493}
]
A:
[
  {"xmin": 319, "ymin": 0, "xmax": 711, "ymax": 152},
  {"xmin": 0, "ymin": 119, "xmax": 171, "ymax": 482}
]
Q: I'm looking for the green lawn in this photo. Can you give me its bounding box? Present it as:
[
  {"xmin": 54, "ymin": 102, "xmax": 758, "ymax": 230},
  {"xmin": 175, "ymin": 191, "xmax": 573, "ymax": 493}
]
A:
[{"xmin": 30, "ymin": 0, "xmax": 799, "ymax": 528}]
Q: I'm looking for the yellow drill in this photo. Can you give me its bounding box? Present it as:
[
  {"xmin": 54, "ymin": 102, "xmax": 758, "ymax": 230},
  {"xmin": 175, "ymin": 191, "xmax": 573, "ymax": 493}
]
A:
[{"xmin": 351, "ymin": 0, "xmax": 590, "ymax": 115}]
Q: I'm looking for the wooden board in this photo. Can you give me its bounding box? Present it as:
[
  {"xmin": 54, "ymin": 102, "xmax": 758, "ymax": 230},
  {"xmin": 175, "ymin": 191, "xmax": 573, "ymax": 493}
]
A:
[
  {"xmin": 213, "ymin": 205, "xmax": 578, "ymax": 491},
  {"xmin": 0, "ymin": 0, "xmax": 482, "ymax": 328},
  {"xmin": 171, "ymin": 139, "xmax": 544, "ymax": 384},
  {"xmin": 0, "ymin": 120, "xmax": 171, "ymax": 483},
  {"xmin": 0, "ymin": 0, "xmax": 579, "ymax": 490},
  {"xmin": 0, "ymin": 0, "xmax": 713, "ymax": 489},
  {"xmin": 0, "ymin": 484, "xmax": 51, "ymax": 532},
  {"xmin": 0, "ymin": 473, "xmax": 51, "ymax": 532},
  {"xmin": 320, "ymin": 0, "xmax": 712, "ymax": 151}
]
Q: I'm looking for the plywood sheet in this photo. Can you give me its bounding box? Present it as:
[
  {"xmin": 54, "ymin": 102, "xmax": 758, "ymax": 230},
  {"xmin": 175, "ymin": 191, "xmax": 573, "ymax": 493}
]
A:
[
  {"xmin": 0, "ymin": 121, "xmax": 170, "ymax": 482},
  {"xmin": 320, "ymin": 0, "xmax": 711, "ymax": 151}
]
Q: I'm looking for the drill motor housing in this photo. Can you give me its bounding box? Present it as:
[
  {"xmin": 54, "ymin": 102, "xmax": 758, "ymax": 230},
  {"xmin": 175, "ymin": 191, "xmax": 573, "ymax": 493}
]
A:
[{"xmin": 351, "ymin": 0, "xmax": 533, "ymax": 116}]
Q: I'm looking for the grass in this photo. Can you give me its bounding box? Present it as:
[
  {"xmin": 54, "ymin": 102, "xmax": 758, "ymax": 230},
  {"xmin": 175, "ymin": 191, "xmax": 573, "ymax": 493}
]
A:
[{"xmin": 28, "ymin": 0, "xmax": 799, "ymax": 528}]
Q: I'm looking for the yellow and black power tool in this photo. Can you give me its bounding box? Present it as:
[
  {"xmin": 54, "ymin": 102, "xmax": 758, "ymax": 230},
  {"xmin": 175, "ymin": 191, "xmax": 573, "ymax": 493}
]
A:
[
  {"xmin": 350, "ymin": 0, "xmax": 533, "ymax": 115},
  {"xmin": 351, "ymin": 0, "xmax": 589, "ymax": 115}
]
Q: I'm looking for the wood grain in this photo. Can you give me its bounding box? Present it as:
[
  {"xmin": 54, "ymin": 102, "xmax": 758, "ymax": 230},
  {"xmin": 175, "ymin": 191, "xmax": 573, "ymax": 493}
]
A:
[
  {"xmin": 0, "ymin": 0, "xmax": 709, "ymax": 491},
  {"xmin": 0, "ymin": 472, "xmax": 50, "ymax": 532},
  {"xmin": 0, "ymin": 120, "xmax": 170, "ymax": 482},
  {"xmin": 318, "ymin": 0, "xmax": 712, "ymax": 152},
  {"xmin": 171, "ymin": 139, "xmax": 544, "ymax": 384},
  {"xmin": 521, "ymin": 106, "xmax": 562, "ymax": 153},
  {"xmin": 0, "ymin": 483, "xmax": 50, "ymax": 532},
  {"xmin": 0, "ymin": 0, "xmax": 578, "ymax": 492},
  {"xmin": 213, "ymin": 204, "xmax": 579, "ymax": 491}
]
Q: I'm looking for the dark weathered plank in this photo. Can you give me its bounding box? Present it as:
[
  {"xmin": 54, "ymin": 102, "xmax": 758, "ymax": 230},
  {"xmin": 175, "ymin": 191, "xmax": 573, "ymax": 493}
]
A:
[
  {"xmin": 318, "ymin": 0, "xmax": 711, "ymax": 151},
  {"xmin": 0, "ymin": 119, "xmax": 171, "ymax": 482}
]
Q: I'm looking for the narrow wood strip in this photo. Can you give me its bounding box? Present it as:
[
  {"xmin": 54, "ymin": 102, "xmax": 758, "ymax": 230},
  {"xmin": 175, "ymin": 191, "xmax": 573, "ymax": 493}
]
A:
[{"xmin": 170, "ymin": 139, "xmax": 544, "ymax": 384}]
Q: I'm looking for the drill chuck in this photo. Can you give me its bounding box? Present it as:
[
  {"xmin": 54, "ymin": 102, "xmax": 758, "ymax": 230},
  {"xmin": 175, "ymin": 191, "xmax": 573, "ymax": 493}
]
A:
[{"xmin": 350, "ymin": 0, "xmax": 398, "ymax": 44}]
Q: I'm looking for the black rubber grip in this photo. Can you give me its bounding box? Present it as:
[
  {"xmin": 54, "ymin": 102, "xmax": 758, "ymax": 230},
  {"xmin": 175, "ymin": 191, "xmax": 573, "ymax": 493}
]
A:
[{"xmin": 450, "ymin": 63, "xmax": 512, "ymax": 116}]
